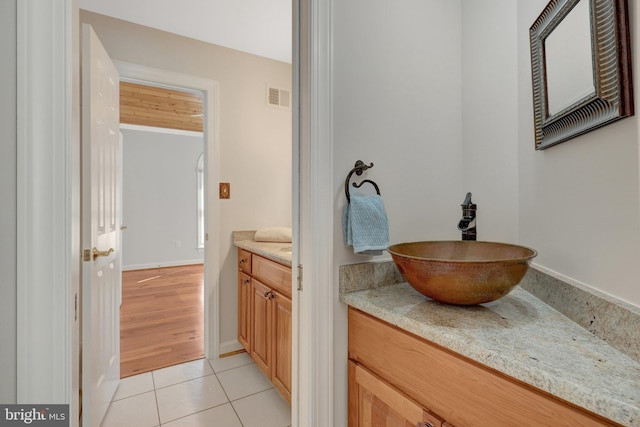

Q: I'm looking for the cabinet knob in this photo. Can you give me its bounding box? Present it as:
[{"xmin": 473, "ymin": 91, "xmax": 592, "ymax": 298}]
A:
[
  {"xmin": 243, "ymin": 278, "xmax": 250, "ymax": 284},
  {"xmin": 264, "ymin": 290, "xmax": 271, "ymax": 298},
  {"xmin": 239, "ymin": 259, "xmax": 246, "ymax": 264}
]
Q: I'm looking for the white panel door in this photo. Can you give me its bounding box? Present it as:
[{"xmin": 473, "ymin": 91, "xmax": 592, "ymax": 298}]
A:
[{"xmin": 81, "ymin": 24, "xmax": 121, "ymax": 427}]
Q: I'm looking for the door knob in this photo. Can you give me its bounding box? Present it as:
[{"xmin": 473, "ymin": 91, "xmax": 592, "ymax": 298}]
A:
[
  {"xmin": 93, "ymin": 247, "xmax": 114, "ymax": 261},
  {"xmin": 120, "ymin": 225, "xmax": 128, "ymax": 230}
]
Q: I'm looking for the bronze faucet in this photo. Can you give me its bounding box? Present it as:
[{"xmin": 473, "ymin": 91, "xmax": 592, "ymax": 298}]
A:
[{"xmin": 458, "ymin": 192, "xmax": 477, "ymax": 241}]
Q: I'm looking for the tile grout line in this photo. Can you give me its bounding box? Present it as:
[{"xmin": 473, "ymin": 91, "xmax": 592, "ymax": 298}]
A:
[
  {"xmin": 209, "ymin": 357, "xmax": 272, "ymax": 427},
  {"xmin": 212, "ymin": 356, "xmax": 292, "ymax": 426},
  {"xmin": 207, "ymin": 358, "xmax": 247, "ymax": 427},
  {"xmin": 208, "ymin": 358, "xmax": 233, "ymax": 404},
  {"xmin": 156, "ymin": 402, "xmax": 237, "ymax": 426},
  {"xmin": 155, "ymin": 358, "xmax": 244, "ymax": 426},
  {"xmin": 229, "ymin": 404, "xmax": 246, "ymax": 427},
  {"xmin": 229, "ymin": 388, "xmax": 291, "ymax": 427},
  {"xmin": 154, "ymin": 371, "xmax": 217, "ymax": 391},
  {"xmin": 152, "ymin": 370, "xmax": 162, "ymax": 427}
]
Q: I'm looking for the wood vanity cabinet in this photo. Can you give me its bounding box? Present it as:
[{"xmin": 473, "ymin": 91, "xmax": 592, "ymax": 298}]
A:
[
  {"xmin": 348, "ymin": 308, "xmax": 620, "ymax": 427},
  {"xmin": 237, "ymin": 248, "xmax": 292, "ymax": 403}
]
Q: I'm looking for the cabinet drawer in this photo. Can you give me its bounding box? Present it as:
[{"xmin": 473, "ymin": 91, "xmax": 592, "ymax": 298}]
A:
[
  {"xmin": 252, "ymin": 255, "xmax": 292, "ymax": 298},
  {"xmin": 238, "ymin": 249, "xmax": 252, "ymax": 274}
]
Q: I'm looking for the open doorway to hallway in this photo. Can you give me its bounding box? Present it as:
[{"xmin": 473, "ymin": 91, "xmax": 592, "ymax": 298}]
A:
[{"xmin": 119, "ymin": 82, "xmax": 206, "ymax": 377}]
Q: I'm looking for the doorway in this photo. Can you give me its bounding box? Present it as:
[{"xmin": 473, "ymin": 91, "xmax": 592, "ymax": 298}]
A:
[
  {"xmin": 118, "ymin": 81, "xmax": 206, "ymax": 375},
  {"xmin": 115, "ymin": 62, "xmax": 222, "ymax": 366}
]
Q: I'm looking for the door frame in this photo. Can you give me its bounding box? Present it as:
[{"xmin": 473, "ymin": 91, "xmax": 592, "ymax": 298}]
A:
[
  {"xmin": 294, "ymin": 0, "xmax": 334, "ymax": 425},
  {"xmin": 16, "ymin": 1, "xmax": 335, "ymax": 426},
  {"xmin": 16, "ymin": 0, "xmax": 79, "ymax": 420},
  {"xmin": 114, "ymin": 61, "xmax": 220, "ymax": 359}
]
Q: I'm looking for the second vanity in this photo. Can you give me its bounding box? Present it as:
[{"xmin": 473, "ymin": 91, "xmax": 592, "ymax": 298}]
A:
[
  {"xmin": 234, "ymin": 231, "xmax": 292, "ymax": 403},
  {"xmin": 341, "ymin": 270, "xmax": 640, "ymax": 427}
]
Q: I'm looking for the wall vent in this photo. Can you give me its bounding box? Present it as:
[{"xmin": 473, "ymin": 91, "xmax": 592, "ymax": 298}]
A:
[{"xmin": 266, "ymin": 85, "xmax": 291, "ymax": 110}]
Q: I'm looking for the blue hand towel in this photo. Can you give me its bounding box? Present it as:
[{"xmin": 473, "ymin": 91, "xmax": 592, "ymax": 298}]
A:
[{"xmin": 343, "ymin": 194, "xmax": 389, "ymax": 255}]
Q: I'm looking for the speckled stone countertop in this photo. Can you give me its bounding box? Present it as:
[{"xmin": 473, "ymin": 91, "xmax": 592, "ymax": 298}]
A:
[
  {"xmin": 233, "ymin": 230, "xmax": 292, "ymax": 267},
  {"xmin": 340, "ymin": 282, "xmax": 640, "ymax": 426}
]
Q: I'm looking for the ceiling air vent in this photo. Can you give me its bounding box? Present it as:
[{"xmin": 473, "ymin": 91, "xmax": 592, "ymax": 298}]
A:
[{"xmin": 266, "ymin": 85, "xmax": 291, "ymax": 110}]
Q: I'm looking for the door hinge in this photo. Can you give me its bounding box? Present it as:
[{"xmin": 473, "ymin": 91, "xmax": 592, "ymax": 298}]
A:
[
  {"xmin": 83, "ymin": 249, "xmax": 91, "ymax": 262},
  {"xmin": 297, "ymin": 264, "xmax": 303, "ymax": 291}
]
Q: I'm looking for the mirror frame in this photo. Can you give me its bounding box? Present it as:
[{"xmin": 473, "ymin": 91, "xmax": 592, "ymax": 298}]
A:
[{"xmin": 529, "ymin": 0, "xmax": 633, "ymax": 150}]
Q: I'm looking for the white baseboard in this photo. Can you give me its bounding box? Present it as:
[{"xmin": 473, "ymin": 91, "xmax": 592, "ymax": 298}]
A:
[
  {"xmin": 123, "ymin": 259, "xmax": 204, "ymax": 271},
  {"xmin": 219, "ymin": 339, "xmax": 243, "ymax": 357}
]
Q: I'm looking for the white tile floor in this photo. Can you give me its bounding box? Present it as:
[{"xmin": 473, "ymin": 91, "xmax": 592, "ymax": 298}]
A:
[{"xmin": 102, "ymin": 353, "xmax": 291, "ymax": 427}]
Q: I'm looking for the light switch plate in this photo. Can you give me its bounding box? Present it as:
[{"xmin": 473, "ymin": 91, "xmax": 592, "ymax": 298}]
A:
[{"xmin": 219, "ymin": 182, "xmax": 230, "ymax": 199}]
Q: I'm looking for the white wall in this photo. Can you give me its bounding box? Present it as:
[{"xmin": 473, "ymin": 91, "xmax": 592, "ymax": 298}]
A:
[
  {"xmin": 332, "ymin": 1, "xmax": 463, "ymax": 424},
  {"xmin": 333, "ymin": 0, "xmax": 464, "ymax": 259},
  {"xmin": 121, "ymin": 129, "xmax": 204, "ymax": 269},
  {"xmin": 517, "ymin": 0, "xmax": 640, "ymax": 306},
  {"xmin": 0, "ymin": 0, "xmax": 17, "ymax": 404},
  {"xmin": 81, "ymin": 10, "xmax": 292, "ymax": 348},
  {"xmin": 461, "ymin": 0, "xmax": 519, "ymax": 243}
]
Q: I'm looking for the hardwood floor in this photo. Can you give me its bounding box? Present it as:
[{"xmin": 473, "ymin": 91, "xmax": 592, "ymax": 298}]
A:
[{"xmin": 120, "ymin": 264, "xmax": 204, "ymax": 378}]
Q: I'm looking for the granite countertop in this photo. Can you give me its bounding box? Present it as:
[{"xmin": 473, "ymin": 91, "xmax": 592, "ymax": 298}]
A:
[
  {"xmin": 340, "ymin": 282, "xmax": 640, "ymax": 426},
  {"xmin": 233, "ymin": 230, "xmax": 292, "ymax": 267}
]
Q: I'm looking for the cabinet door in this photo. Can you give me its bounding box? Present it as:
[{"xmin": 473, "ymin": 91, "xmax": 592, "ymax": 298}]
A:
[
  {"xmin": 250, "ymin": 279, "xmax": 271, "ymax": 377},
  {"xmin": 238, "ymin": 272, "xmax": 251, "ymax": 352},
  {"xmin": 349, "ymin": 361, "xmax": 441, "ymax": 427},
  {"xmin": 271, "ymin": 292, "xmax": 292, "ymax": 403}
]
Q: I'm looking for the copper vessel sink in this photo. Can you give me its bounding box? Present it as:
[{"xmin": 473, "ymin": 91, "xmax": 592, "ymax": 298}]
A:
[{"xmin": 388, "ymin": 241, "xmax": 537, "ymax": 305}]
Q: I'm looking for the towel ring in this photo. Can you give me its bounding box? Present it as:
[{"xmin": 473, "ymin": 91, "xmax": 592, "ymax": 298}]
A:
[{"xmin": 345, "ymin": 160, "xmax": 381, "ymax": 202}]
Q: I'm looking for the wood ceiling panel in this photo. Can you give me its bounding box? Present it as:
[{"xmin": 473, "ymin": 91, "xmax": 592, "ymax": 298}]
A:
[{"xmin": 120, "ymin": 81, "xmax": 203, "ymax": 132}]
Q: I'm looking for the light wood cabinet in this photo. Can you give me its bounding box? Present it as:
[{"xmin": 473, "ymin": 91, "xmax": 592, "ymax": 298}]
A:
[
  {"xmin": 348, "ymin": 308, "xmax": 619, "ymax": 427},
  {"xmin": 237, "ymin": 272, "xmax": 251, "ymax": 351},
  {"xmin": 237, "ymin": 248, "xmax": 292, "ymax": 403}
]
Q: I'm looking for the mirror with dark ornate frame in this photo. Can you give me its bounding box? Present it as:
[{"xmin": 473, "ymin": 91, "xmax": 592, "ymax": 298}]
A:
[{"xmin": 529, "ymin": 0, "xmax": 633, "ymax": 150}]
